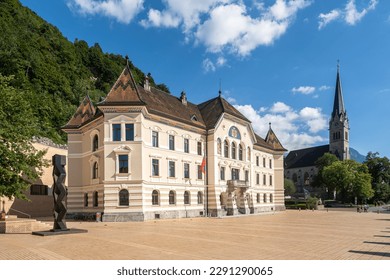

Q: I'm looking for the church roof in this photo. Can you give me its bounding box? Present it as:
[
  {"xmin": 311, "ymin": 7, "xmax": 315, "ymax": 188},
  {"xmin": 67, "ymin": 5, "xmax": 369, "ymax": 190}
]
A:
[
  {"xmin": 63, "ymin": 95, "xmax": 96, "ymax": 129},
  {"xmin": 285, "ymin": 144, "xmax": 329, "ymax": 169},
  {"xmin": 197, "ymin": 95, "xmax": 250, "ymax": 129}
]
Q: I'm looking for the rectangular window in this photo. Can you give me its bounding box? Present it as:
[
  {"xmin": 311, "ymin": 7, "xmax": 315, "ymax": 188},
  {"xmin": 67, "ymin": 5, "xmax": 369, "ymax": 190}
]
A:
[
  {"xmin": 245, "ymin": 170, "xmax": 249, "ymax": 182},
  {"xmin": 152, "ymin": 159, "xmax": 159, "ymax": 176},
  {"xmin": 168, "ymin": 161, "xmax": 175, "ymax": 178},
  {"xmin": 231, "ymin": 168, "xmax": 239, "ymax": 180},
  {"xmin": 263, "ymin": 157, "xmax": 266, "ymax": 167},
  {"xmin": 197, "ymin": 142, "xmax": 202, "ymax": 155},
  {"xmin": 118, "ymin": 155, "xmax": 128, "ymax": 173},
  {"xmin": 270, "ymin": 175, "xmax": 273, "ymax": 186},
  {"xmin": 269, "ymin": 159, "xmax": 272, "ymax": 169},
  {"xmin": 152, "ymin": 131, "xmax": 159, "ymax": 147},
  {"xmin": 256, "ymin": 174, "xmax": 260, "ymax": 185},
  {"xmin": 169, "ymin": 135, "xmax": 175, "ymax": 150},
  {"xmin": 256, "ymin": 156, "xmax": 259, "ymax": 166},
  {"xmin": 197, "ymin": 165, "xmax": 202, "ymax": 179},
  {"xmin": 125, "ymin": 124, "xmax": 134, "ymax": 141},
  {"xmin": 184, "ymin": 163, "xmax": 190, "ymax": 178},
  {"xmin": 30, "ymin": 184, "xmax": 48, "ymax": 195},
  {"xmin": 184, "ymin": 139, "xmax": 189, "ymax": 153},
  {"xmin": 220, "ymin": 166, "xmax": 225, "ymax": 181},
  {"xmin": 263, "ymin": 174, "xmax": 266, "ymax": 185},
  {"xmin": 113, "ymin": 124, "xmax": 121, "ymax": 141}
]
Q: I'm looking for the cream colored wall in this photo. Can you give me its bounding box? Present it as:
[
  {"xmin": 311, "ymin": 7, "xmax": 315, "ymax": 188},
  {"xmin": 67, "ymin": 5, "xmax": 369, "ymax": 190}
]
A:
[
  {"xmin": 67, "ymin": 119, "xmax": 104, "ymax": 213},
  {"xmin": 101, "ymin": 111, "xmax": 206, "ymax": 215}
]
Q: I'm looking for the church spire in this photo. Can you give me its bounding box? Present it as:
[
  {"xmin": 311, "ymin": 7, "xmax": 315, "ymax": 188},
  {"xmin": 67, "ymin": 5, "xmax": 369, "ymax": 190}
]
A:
[{"xmin": 332, "ymin": 61, "xmax": 346, "ymax": 119}]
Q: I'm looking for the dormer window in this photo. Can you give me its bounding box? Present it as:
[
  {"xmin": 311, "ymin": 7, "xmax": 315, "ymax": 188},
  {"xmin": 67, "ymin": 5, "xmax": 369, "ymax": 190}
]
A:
[{"xmin": 191, "ymin": 115, "xmax": 198, "ymax": 122}]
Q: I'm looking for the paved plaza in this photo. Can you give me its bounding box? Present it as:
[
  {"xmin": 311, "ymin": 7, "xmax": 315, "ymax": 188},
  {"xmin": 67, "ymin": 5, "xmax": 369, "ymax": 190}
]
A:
[{"xmin": 0, "ymin": 210, "xmax": 389, "ymax": 260}]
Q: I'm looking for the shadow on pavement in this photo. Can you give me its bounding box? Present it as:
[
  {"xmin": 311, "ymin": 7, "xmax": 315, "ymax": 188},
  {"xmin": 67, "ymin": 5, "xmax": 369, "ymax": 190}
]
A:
[
  {"xmin": 348, "ymin": 250, "xmax": 390, "ymax": 258},
  {"xmin": 363, "ymin": 241, "xmax": 390, "ymax": 246}
]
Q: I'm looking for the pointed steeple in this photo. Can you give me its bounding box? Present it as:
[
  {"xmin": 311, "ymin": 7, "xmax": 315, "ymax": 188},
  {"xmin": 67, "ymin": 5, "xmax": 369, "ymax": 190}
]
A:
[{"xmin": 331, "ymin": 62, "xmax": 346, "ymax": 119}]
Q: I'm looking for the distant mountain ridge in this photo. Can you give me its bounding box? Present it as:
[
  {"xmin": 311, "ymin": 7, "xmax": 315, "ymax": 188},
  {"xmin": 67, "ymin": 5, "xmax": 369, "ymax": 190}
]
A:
[{"xmin": 350, "ymin": 147, "xmax": 366, "ymax": 163}]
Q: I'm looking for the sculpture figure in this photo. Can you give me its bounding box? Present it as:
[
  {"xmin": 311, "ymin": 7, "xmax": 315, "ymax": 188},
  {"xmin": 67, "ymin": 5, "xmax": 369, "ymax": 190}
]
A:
[{"xmin": 52, "ymin": 154, "xmax": 68, "ymax": 231}]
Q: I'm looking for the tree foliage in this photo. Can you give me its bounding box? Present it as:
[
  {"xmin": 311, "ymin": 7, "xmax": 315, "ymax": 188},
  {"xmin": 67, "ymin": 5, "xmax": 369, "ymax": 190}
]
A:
[
  {"xmin": 364, "ymin": 152, "xmax": 390, "ymax": 203},
  {"xmin": 284, "ymin": 178, "xmax": 296, "ymax": 196},
  {"xmin": 0, "ymin": 0, "xmax": 169, "ymax": 143},
  {"xmin": 322, "ymin": 159, "xmax": 373, "ymax": 203},
  {"xmin": 312, "ymin": 153, "xmax": 339, "ymax": 190},
  {"xmin": 0, "ymin": 75, "xmax": 47, "ymax": 199}
]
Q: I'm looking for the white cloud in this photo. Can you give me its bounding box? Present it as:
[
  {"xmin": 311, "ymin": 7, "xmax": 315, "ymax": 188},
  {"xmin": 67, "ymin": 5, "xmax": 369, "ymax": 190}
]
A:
[
  {"xmin": 233, "ymin": 101, "xmax": 327, "ymax": 151},
  {"xmin": 319, "ymin": 85, "xmax": 331, "ymax": 91},
  {"xmin": 318, "ymin": 0, "xmax": 377, "ymax": 29},
  {"xmin": 318, "ymin": 9, "xmax": 341, "ymax": 29},
  {"xmin": 67, "ymin": 0, "xmax": 144, "ymax": 24},
  {"xmin": 345, "ymin": 0, "xmax": 377, "ymax": 25},
  {"xmin": 202, "ymin": 58, "xmax": 216, "ymax": 72},
  {"xmin": 292, "ymin": 86, "xmax": 316, "ymax": 95},
  {"xmin": 141, "ymin": 0, "xmax": 311, "ymax": 56}
]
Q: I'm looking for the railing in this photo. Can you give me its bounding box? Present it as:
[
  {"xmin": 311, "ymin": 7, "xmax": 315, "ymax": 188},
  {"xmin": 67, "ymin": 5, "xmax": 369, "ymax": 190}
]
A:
[
  {"xmin": 8, "ymin": 208, "xmax": 31, "ymax": 219},
  {"xmin": 227, "ymin": 180, "xmax": 250, "ymax": 188}
]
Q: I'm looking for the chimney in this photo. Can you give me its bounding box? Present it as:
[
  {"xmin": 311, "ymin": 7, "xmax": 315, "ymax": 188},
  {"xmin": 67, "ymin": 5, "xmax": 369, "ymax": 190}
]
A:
[
  {"xmin": 180, "ymin": 91, "xmax": 187, "ymax": 105},
  {"xmin": 144, "ymin": 73, "xmax": 151, "ymax": 91}
]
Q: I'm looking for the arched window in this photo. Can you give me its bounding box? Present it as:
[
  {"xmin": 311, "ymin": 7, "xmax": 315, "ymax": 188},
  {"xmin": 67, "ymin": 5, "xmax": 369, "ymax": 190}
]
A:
[
  {"xmin": 93, "ymin": 191, "xmax": 98, "ymax": 207},
  {"xmin": 119, "ymin": 189, "xmax": 129, "ymax": 206},
  {"xmin": 197, "ymin": 191, "xmax": 203, "ymax": 204},
  {"xmin": 231, "ymin": 142, "xmax": 236, "ymax": 159},
  {"xmin": 84, "ymin": 193, "xmax": 88, "ymax": 207},
  {"xmin": 247, "ymin": 147, "xmax": 251, "ymax": 161},
  {"xmin": 92, "ymin": 134, "xmax": 99, "ymax": 152},
  {"xmin": 169, "ymin": 190, "xmax": 176, "ymax": 205},
  {"xmin": 92, "ymin": 162, "xmax": 98, "ymax": 179},
  {"xmin": 152, "ymin": 190, "xmax": 159, "ymax": 205},
  {"xmin": 239, "ymin": 144, "xmax": 243, "ymax": 161},
  {"xmin": 224, "ymin": 140, "xmax": 229, "ymax": 158},
  {"xmin": 292, "ymin": 173, "xmax": 298, "ymax": 183},
  {"xmin": 217, "ymin": 138, "xmax": 222, "ymax": 155},
  {"xmin": 184, "ymin": 191, "xmax": 190, "ymax": 205}
]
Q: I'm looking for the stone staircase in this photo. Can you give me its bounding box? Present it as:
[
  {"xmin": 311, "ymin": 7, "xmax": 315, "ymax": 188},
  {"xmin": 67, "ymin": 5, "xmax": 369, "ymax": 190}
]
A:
[{"xmin": 0, "ymin": 215, "xmax": 52, "ymax": 234}]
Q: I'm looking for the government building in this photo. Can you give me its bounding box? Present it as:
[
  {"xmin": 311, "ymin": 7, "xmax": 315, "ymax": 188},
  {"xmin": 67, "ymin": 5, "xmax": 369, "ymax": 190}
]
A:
[{"xmin": 63, "ymin": 64, "xmax": 286, "ymax": 222}]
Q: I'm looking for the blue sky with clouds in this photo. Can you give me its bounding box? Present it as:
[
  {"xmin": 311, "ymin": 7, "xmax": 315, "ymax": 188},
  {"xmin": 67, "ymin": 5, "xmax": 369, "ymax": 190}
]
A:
[{"xmin": 20, "ymin": 0, "xmax": 390, "ymax": 157}]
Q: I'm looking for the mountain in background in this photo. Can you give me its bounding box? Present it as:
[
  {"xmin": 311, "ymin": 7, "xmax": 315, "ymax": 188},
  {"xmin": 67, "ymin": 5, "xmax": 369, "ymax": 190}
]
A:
[
  {"xmin": 350, "ymin": 147, "xmax": 366, "ymax": 163},
  {"xmin": 0, "ymin": 0, "xmax": 169, "ymax": 143}
]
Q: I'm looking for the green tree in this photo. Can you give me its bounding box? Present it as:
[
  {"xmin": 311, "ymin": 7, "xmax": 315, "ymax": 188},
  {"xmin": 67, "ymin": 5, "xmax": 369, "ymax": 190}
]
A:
[
  {"xmin": 364, "ymin": 152, "xmax": 390, "ymax": 203},
  {"xmin": 284, "ymin": 178, "xmax": 296, "ymax": 196},
  {"xmin": 312, "ymin": 153, "xmax": 339, "ymax": 197},
  {"xmin": 322, "ymin": 159, "xmax": 373, "ymax": 203},
  {"xmin": 0, "ymin": 75, "xmax": 47, "ymax": 199}
]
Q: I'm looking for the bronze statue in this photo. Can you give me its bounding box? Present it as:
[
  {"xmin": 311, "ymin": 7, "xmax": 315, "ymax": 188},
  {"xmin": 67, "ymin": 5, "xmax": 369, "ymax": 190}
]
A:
[{"xmin": 52, "ymin": 154, "xmax": 68, "ymax": 231}]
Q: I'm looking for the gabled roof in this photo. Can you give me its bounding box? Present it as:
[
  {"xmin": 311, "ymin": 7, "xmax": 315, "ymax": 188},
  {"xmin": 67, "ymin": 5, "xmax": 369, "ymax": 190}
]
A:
[
  {"xmin": 197, "ymin": 95, "xmax": 250, "ymax": 129},
  {"xmin": 265, "ymin": 126, "xmax": 287, "ymax": 152},
  {"xmin": 63, "ymin": 95, "xmax": 96, "ymax": 129},
  {"xmin": 98, "ymin": 65, "xmax": 145, "ymax": 106},
  {"xmin": 136, "ymin": 85, "xmax": 206, "ymax": 129},
  {"xmin": 285, "ymin": 144, "xmax": 329, "ymax": 169}
]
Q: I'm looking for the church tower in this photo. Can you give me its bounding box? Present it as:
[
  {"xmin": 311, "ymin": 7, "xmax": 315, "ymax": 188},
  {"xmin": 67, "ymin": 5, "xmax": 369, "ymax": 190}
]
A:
[{"xmin": 329, "ymin": 64, "xmax": 350, "ymax": 160}]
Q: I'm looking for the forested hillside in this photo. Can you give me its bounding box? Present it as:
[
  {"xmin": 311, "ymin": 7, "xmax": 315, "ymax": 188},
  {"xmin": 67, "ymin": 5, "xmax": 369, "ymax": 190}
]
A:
[{"xmin": 0, "ymin": 0, "xmax": 168, "ymax": 143}]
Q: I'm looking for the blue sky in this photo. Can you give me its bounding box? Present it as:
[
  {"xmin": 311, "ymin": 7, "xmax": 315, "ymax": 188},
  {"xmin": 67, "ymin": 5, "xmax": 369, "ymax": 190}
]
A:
[{"xmin": 20, "ymin": 0, "xmax": 390, "ymax": 158}]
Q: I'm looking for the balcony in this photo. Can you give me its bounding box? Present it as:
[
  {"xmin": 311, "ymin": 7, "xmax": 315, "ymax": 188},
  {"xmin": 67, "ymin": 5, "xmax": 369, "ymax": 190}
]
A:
[{"xmin": 227, "ymin": 180, "xmax": 250, "ymax": 192}]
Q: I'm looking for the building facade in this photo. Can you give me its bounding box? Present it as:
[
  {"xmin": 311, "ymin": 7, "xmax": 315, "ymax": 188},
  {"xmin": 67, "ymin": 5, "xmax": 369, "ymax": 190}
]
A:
[
  {"xmin": 285, "ymin": 65, "xmax": 350, "ymax": 193},
  {"xmin": 63, "ymin": 65, "xmax": 286, "ymax": 222}
]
